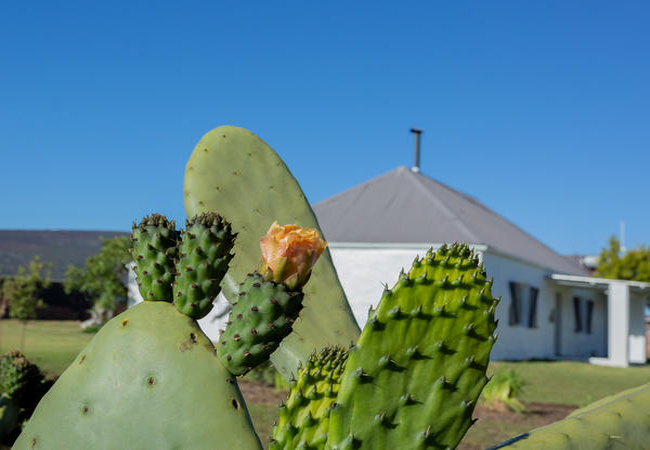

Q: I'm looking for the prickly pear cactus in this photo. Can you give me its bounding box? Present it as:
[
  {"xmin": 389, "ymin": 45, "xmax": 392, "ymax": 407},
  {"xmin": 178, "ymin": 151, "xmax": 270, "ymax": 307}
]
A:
[
  {"xmin": 0, "ymin": 351, "xmax": 49, "ymax": 445},
  {"xmin": 13, "ymin": 302, "xmax": 262, "ymax": 450},
  {"xmin": 173, "ymin": 212, "xmax": 236, "ymax": 319},
  {"xmin": 270, "ymin": 346, "xmax": 348, "ymax": 450},
  {"xmin": 184, "ymin": 126, "xmax": 359, "ymax": 379},
  {"xmin": 327, "ymin": 244, "xmax": 499, "ymax": 449},
  {"xmin": 0, "ymin": 350, "xmax": 43, "ymax": 404},
  {"xmin": 130, "ymin": 214, "xmax": 180, "ymax": 301},
  {"xmin": 217, "ymin": 273, "xmax": 304, "ymax": 376},
  {"xmin": 491, "ymin": 383, "xmax": 650, "ymax": 449}
]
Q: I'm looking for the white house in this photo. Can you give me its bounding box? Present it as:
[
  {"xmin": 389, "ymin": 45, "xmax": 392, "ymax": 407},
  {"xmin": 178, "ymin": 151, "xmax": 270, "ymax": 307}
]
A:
[
  {"xmin": 312, "ymin": 166, "xmax": 649, "ymax": 368},
  {"xmin": 128, "ymin": 166, "xmax": 649, "ymax": 368}
]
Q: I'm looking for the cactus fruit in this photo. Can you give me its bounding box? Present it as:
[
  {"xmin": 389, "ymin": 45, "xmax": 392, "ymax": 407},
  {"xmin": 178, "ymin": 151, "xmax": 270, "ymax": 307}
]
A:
[
  {"xmin": 326, "ymin": 244, "xmax": 499, "ymax": 449},
  {"xmin": 13, "ymin": 302, "xmax": 262, "ymax": 450},
  {"xmin": 218, "ymin": 273, "xmax": 304, "ymax": 376},
  {"xmin": 490, "ymin": 383, "xmax": 650, "ymax": 449},
  {"xmin": 270, "ymin": 346, "xmax": 348, "ymax": 450},
  {"xmin": 184, "ymin": 125, "xmax": 359, "ymax": 379},
  {"xmin": 173, "ymin": 212, "xmax": 236, "ymax": 319},
  {"xmin": 130, "ymin": 214, "xmax": 180, "ymax": 301},
  {"xmin": 217, "ymin": 223, "xmax": 326, "ymax": 376}
]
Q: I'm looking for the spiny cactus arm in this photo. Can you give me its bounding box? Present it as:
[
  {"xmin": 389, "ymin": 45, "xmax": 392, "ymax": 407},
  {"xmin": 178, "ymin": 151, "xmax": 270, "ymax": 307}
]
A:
[
  {"xmin": 130, "ymin": 214, "xmax": 180, "ymax": 302},
  {"xmin": 490, "ymin": 383, "xmax": 650, "ymax": 449},
  {"xmin": 270, "ymin": 346, "xmax": 348, "ymax": 450},
  {"xmin": 327, "ymin": 244, "xmax": 499, "ymax": 450},
  {"xmin": 217, "ymin": 223, "xmax": 326, "ymax": 376},
  {"xmin": 183, "ymin": 125, "xmax": 360, "ymax": 380},
  {"xmin": 173, "ymin": 212, "xmax": 236, "ymax": 319}
]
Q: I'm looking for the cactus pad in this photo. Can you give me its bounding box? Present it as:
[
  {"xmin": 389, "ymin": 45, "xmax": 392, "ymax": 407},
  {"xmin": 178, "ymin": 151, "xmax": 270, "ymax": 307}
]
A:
[
  {"xmin": 327, "ymin": 244, "xmax": 499, "ymax": 449},
  {"xmin": 130, "ymin": 214, "xmax": 180, "ymax": 301},
  {"xmin": 492, "ymin": 382, "xmax": 650, "ymax": 449},
  {"xmin": 13, "ymin": 302, "xmax": 262, "ymax": 450},
  {"xmin": 184, "ymin": 125, "xmax": 359, "ymax": 379},
  {"xmin": 270, "ymin": 346, "xmax": 349, "ymax": 450},
  {"xmin": 173, "ymin": 212, "xmax": 236, "ymax": 319},
  {"xmin": 217, "ymin": 273, "xmax": 304, "ymax": 376}
]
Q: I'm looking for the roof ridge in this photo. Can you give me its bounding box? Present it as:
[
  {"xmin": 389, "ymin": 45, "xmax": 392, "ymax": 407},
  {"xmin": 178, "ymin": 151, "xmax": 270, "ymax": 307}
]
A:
[
  {"xmin": 411, "ymin": 172, "xmax": 586, "ymax": 274},
  {"xmin": 314, "ymin": 166, "xmax": 408, "ymax": 208},
  {"xmin": 406, "ymin": 171, "xmax": 481, "ymax": 243}
]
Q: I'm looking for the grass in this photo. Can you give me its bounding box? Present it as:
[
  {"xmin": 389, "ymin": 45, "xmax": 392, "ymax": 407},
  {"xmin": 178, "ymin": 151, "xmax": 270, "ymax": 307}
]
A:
[
  {"xmin": 3, "ymin": 320, "xmax": 649, "ymax": 448},
  {"xmin": 0, "ymin": 319, "xmax": 92, "ymax": 376},
  {"xmin": 488, "ymin": 360, "xmax": 650, "ymax": 406}
]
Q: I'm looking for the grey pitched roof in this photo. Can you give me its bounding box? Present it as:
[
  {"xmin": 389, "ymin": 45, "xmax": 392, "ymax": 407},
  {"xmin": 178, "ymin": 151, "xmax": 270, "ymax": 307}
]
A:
[
  {"xmin": 313, "ymin": 166, "xmax": 588, "ymax": 275},
  {"xmin": 0, "ymin": 230, "xmax": 129, "ymax": 281}
]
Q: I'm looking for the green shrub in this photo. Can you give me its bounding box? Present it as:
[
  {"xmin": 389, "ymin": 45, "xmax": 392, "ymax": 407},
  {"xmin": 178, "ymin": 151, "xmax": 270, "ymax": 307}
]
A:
[{"xmin": 481, "ymin": 369, "xmax": 526, "ymax": 413}]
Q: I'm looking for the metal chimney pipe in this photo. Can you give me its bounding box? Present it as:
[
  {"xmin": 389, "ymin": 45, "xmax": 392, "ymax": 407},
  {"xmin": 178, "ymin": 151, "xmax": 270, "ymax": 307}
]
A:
[{"xmin": 410, "ymin": 128, "xmax": 423, "ymax": 172}]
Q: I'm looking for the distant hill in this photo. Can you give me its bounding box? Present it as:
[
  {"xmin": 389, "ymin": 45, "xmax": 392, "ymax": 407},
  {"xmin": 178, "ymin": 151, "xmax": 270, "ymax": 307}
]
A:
[{"xmin": 0, "ymin": 230, "xmax": 129, "ymax": 281}]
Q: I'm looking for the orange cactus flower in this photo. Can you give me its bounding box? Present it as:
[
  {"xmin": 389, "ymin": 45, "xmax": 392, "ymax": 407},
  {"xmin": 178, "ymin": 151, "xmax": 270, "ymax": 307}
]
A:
[{"xmin": 259, "ymin": 222, "xmax": 327, "ymax": 290}]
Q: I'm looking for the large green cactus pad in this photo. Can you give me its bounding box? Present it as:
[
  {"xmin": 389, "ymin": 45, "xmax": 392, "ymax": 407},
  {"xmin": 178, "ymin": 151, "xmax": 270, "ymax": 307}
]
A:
[
  {"xmin": 327, "ymin": 244, "xmax": 499, "ymax": 449},
  {"xmin": 184, "ymin": 125, "xmax": 359, "ymax": 379},
  {"xmin": 492, "ymin": 383, "xmax": 650, "ymax": 449},
  {"xmin": 13, "ymin": 302, "xmax": 261, "ymax": 450},
  {"xmin": 270, "ymin": 346, "xmax": 349, "ymax": 450}
]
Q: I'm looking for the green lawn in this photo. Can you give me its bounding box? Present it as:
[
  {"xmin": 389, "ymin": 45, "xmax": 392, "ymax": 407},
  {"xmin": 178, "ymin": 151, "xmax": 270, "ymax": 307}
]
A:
[
  {"xmin": 0, "ymin": 319, "xmax": 92, "ymax": 376},
  {"xmin": 459, "ymin": 360, "xmax": 650, "ymax": 448},
  {"xmin": 3, "ymin": 319, "xmax": 649, "ymax": 449},
  {"xmin": 489, "ymin": 360, "xmax": 650, "ymax": 406}
]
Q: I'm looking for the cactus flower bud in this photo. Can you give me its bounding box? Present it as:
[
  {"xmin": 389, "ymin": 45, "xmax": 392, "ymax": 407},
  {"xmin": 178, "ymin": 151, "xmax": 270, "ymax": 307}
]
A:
[{"xmin": 259, "ymin": 222, "xmax": 327, "ymax": 290}]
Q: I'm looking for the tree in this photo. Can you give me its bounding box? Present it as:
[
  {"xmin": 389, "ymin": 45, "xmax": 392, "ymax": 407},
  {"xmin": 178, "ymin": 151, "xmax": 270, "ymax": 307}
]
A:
[
  {"xmin": 63, "ymin": 236, "xmax": 131, "ymax": 325},
  {"xmin": 595, "ymin": 236, "xmax": 650, "ymax": 282},
  {"xmin": 1, "ymin": 256, "xmax": 52, "ymax": 350}
]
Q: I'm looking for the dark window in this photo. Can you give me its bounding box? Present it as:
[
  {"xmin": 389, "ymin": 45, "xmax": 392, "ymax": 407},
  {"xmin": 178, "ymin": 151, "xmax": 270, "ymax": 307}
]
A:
[
  {"xmin": 508, "ymin": 282, "xmax": 520, "ymax": 326},
  {"xmin": 573, "ymin": 297, "xmax": 582, "ymax": 332},
  {"xmin": 586, "ymin": 300, "xmax": 594, "ymax": 334},
  {"xmin": 528, "ymin": 287, "xmax": 539, "ymax": 328}
]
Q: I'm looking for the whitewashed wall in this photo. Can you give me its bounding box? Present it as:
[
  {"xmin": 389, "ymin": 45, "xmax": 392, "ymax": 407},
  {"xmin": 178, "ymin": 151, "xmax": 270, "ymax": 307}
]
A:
[
  {"xmin": 555, "ymin": 287, "xmax": 607, "ymax": 358},
  {"xmin": 481, "ymin": 252, "xmax": 555, "ymax": 360},
  {"xmin": 629, "ymin": 291, "xmax": 647, "ymax": 364},
  {"xmin": 126, "ymin": 245, "xmax": 613, "ymax": 361},
  {"xmin": 327, "ymin": 244, "xmax": 467, "ymax": 328}
]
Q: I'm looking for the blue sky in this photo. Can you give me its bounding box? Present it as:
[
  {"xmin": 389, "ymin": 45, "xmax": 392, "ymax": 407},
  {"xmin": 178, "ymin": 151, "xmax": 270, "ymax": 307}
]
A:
[{"xmin": 1, "ymin": 1, "xmax": 648, "ymax": 256}]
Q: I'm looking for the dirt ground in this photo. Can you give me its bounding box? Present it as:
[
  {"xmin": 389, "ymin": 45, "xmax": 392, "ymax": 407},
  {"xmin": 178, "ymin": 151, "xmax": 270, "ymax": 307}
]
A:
[
  {"xmin": 238, "ymin": 380, "xmax": 576, "ymax": 449},
  {"xmin": 458, "ymin": 402, "xmax": 576, "ymax": 449},
  {"xmin": 239, "ymin": 380, "xmax": 287, "ymax": 405}
]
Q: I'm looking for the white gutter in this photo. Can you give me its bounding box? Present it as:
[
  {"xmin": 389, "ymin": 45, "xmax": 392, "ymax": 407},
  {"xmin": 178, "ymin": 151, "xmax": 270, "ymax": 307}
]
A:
[
  {"xmin": 550, "ymin": 274, "xmax": 650, "ymax": 291},
  {"xmin": 327, "ymin": 242, "xmax": 488, "ymax": 251}
]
